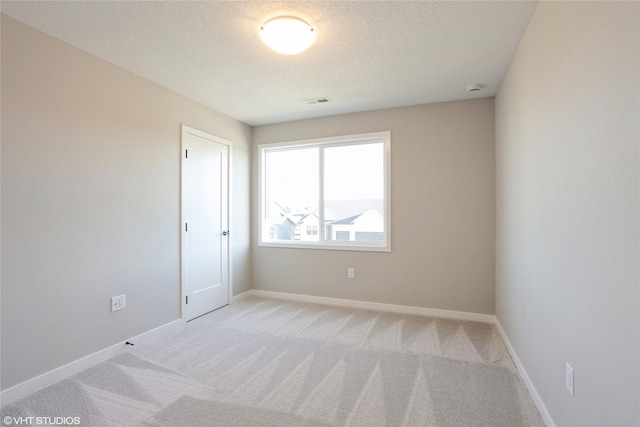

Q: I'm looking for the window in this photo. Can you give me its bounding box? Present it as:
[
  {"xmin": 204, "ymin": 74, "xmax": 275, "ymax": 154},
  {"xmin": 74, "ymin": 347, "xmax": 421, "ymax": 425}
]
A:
[{"xmin": 259, "ymin": 131, "xmax": 390, "ymax": 252}]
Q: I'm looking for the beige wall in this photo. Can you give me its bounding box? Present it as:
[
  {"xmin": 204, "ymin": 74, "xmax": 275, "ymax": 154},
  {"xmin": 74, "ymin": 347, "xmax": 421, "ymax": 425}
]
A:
[
  {"xmin": 0, "ymin": 15, "xmax": 251, "ymax": 390},
  {"xmin": 252, "ymin": 99, "xmax": 495, "ymax": 314},
  {"xmin": 495, "ymin": 2, "xmax": 639, "ymax": 425}
]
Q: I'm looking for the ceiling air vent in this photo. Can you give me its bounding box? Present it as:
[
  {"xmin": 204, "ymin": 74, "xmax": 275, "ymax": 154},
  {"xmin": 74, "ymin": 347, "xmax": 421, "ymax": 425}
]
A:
[{"xmin": 305, "ymin": 97, "xmax": 331, "ymax": 105}]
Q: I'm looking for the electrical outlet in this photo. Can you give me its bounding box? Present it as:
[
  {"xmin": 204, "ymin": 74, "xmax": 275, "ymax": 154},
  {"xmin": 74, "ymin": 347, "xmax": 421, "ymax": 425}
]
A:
[
  {"xmin": 565, "ymin": 363, "xmax": 574, "ymax": 396},
  {"xmin": 347, "ymin": 268, "xmax": 355, "ymax": 279},
  {"xmin": 111, "ymin": 294, "xmax": 126, "ymax": 312}
]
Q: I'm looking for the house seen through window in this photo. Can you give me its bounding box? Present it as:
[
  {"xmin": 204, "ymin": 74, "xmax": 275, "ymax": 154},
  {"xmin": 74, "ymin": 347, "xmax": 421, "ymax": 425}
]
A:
[{"xmin": 259, "ymin": 132, "xmax": 390, "ymax": 252}]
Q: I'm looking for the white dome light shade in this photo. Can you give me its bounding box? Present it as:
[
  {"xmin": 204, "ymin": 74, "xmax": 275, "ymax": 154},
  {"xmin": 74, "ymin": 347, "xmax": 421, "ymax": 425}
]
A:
[{"xmin": 260, "ymin": 17, "xmax": 316, "ymax": 55}]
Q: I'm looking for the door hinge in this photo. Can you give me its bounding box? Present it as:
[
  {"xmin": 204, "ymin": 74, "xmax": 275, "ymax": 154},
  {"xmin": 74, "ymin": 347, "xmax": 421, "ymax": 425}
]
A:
[
  {"xmin": 185, "ymin": 149, "xmax": 188, "ymax": 159},
  {"xmin": 185, "ymin": 223, "xmax": 188, "ymax": 232},
  {"xmin": 186, "ymin": 295, "xmax": 188, "ymax": 305}
]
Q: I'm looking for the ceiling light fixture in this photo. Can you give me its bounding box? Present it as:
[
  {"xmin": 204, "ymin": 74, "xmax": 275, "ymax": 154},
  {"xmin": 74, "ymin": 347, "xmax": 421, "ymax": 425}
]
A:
[{"xmin": 260, "ymin": 17, "xmax": 316, "ymax": 55}]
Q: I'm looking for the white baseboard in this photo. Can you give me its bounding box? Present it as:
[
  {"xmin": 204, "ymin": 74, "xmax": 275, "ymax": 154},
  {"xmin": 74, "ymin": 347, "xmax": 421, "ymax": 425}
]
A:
[
  {"xmin": 494, "ymin": 319, "xmax": 556, "ymax": 427},
  {"xmin": 248, "ymin": 289, "xmax": 496, "ymax": 323},
  {"xmin": 0, "ymin": 319, "xmax": 182, "ymax": 405},
  {"xmin": 231, "ymin": 290, "xmax": 253, "ymax": 303}
]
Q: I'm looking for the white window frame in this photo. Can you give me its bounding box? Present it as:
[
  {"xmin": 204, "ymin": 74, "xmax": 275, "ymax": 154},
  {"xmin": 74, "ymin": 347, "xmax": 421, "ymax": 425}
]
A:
[{"xmin": 258, "ymin": 131, "xmax": 391, "ymax": 252}]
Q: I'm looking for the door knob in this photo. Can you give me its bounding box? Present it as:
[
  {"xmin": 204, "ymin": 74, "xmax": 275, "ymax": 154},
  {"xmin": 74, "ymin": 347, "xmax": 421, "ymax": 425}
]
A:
[{"xmin": 221, "ymin": 230, "xmax": 229, "ymax": 236}]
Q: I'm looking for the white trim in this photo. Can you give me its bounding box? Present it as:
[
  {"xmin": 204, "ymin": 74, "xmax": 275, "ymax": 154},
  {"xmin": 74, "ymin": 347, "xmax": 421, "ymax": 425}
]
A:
[
  {"xmin": 231, "ymin": 290, "xmax": 253, "ymax": 303},
  {"xmin": 180, "ymin": 125, "xmax": 233, "ymax": 324},
  {"xmin": 257, "ymin": 241, "xmax": 391, "ymax": 253},
  {"xmin": 495, "ymin": 320, "xmax": 556, "ymax": 427},
  {"xmin": 248, "ymin": 289, "xmax": 495, "ymax": 323},
  {"xmin": 0, "ymin": 319, "xmax": 182, "ymax": 405},
  {"xmin": 258, "ymin": 131, "xmax": 391, "ymax": 253},
  {"xmin": 227, "ymin": 144, "xmax": 234, "ymax": 304}
]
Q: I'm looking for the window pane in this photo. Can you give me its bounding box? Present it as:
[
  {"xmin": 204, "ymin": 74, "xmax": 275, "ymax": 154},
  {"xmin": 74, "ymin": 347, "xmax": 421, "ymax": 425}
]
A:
[
  {"xmin": 264, "ymin": 148, "xmax": 319, "ymax": 242},
  {"xmin": 323, "ymin": 143, "xmax": 385, "ymax": 242}
]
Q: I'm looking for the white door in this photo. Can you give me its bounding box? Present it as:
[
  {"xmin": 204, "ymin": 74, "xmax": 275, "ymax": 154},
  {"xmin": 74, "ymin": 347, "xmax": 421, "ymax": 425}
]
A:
[{"xmin": 182, "ymin": 127, "xmax": 230, "ymax": 322}]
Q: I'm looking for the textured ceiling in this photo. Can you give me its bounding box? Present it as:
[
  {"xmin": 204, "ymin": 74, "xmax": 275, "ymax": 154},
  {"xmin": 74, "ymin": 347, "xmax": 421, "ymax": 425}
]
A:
[{"xmin": 1, "ymin": 1, "xmax": 537, "ymax": 126}]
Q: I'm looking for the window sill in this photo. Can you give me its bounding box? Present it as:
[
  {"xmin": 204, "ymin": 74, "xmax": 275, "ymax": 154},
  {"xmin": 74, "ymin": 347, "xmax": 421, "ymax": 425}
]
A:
[{"xmin": 258, "ymin": 241, "xmax": 391, "ymax": 253}]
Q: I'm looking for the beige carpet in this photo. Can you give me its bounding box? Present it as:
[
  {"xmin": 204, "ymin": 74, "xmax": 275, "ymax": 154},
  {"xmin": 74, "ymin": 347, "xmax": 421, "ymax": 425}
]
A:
[{"xmin": 1, "ymin": 296, "xmax": 544, "ymax": 426}]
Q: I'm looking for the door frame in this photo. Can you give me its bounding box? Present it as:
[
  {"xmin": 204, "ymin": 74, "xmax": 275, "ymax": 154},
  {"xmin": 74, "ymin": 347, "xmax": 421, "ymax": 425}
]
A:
[{"xmin": 180, "ymin": 125, "xmax": 233, "ymax": 324}]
